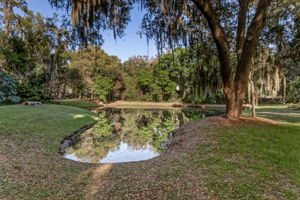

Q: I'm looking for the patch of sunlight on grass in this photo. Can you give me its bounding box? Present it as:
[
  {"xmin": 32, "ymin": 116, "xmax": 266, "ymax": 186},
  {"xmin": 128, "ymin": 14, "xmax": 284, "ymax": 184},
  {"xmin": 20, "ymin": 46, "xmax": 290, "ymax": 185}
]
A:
[
  {"xmin": 73, "ymin": 114, "xmax": 86, "ymax": 119},
  {"xmin": 73, "ymin": 114, "xmax": 99, "ymax": 120}
]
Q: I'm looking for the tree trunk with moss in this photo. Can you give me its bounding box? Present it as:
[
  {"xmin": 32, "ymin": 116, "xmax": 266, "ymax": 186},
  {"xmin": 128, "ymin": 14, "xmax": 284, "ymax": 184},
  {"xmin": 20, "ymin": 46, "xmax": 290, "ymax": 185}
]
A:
[{"xmin": 192, "ymin": 0, "xmax": 272, "ymax": 118}]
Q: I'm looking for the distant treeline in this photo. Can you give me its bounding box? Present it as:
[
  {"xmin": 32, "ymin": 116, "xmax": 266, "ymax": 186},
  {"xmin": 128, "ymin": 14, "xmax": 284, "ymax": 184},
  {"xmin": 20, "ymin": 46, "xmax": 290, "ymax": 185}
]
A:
[{"xmin": 0, "ymin": 0, "xmax": 299, "ymax": 104}]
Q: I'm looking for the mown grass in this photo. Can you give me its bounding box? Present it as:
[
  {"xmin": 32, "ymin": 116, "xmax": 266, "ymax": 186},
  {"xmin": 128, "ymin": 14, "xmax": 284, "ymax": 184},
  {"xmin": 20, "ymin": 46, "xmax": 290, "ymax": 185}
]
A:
[
  {"xmin": 50, "ymin": 99, "xmax": 99, "ymax": 110},
  {"xmin": 195, "ymin": 105, "xmax": 300, "ymax": 199},
  {"xmin": 244, "ymin": 104, "xmax": 300, "ymax": 123},
  {"xmin": 0, "ymin": 104, "xmax": 98, "ymax": 199},
  {"xmin": 0, "ymin": 103, "xmax": 299, "ymax": 199},
  {"xmin": 193, "ymin": 105, "xmax": 300, "ymax": 199},
  {"xmin": 203, "ymin": 124, "xmax": 300, "ymax": 199}
]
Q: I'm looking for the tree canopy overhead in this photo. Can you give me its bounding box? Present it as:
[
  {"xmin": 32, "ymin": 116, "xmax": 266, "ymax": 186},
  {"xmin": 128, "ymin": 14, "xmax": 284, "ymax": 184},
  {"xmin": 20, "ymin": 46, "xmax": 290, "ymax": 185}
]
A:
[{"xmin": 48, "ymin": 0, "xmax": 133, "ymax": 46}]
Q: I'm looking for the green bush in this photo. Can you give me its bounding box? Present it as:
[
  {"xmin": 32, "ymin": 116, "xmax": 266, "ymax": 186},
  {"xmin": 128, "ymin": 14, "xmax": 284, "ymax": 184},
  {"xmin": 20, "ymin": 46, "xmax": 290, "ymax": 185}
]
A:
[
  {"xmin": 91, "ymin": 77, "xmax": 113, "ymax": 102},
  {"xmin": 17, "ymin": 74, "xmax": 48, "ymax": 101},
  {"xmin": 214, "ymin": 90, "xmax": 225, "ymax": 104},
  {"xmin": 137, "ymin": 93, "xmax": 153, "ymax": 101},
  {"xmin": 0, "ymin": 71, "xmax": 20, "ymax": 104},
  {"xmin": 123, "ymin": 76, "xmax": 139, "ymax": 100},
  {"xmin": 182, "ymin": 90, "xmax": 225, "ymax": 104},
  {"xmin": 288, "ymin": 77, "xmax": 300, "ymax": 103}
]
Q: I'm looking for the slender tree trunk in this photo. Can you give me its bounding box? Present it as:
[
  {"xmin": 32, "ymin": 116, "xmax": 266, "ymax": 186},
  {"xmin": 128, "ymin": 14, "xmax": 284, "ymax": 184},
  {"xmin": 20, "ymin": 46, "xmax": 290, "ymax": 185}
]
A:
[
  {"xmin": 250, "ymin": 78, "xmax": 256, "ymax": 117},
  {"xmin": 182, "ymin": 87, "xmax": 187, "ymax": 100},
  {"xmin": 3, "ymin": 0, "xmax": 12, "ymax": 36},
  {"xmin": 274, "ymin": 66, "xmax": 279, "ymax": 97},
  {"xmin": 283, "ymin": 75, "xmax": 286, "ymax": 104},
  {"xmin": 57, "ymin": 87, "xmax": 62, "ymax": 100},
  {"xmin": 247, "ymin": 81, "xmax": 251, "ymax": 104}
]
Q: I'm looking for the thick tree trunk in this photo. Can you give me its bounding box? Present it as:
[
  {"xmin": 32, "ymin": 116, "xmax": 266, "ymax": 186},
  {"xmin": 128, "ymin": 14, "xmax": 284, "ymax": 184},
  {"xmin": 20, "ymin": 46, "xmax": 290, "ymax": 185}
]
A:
[
  {"xmin": 224, "ymin": 84, "xmax": 247, "ymax": 118},
  {"xmin": 192, "ymin": 0, "xmax": 271, "ymax": 118},
  {"xmin": 224, "ymin": 86, "xmax": 239, "ymax": 118}
]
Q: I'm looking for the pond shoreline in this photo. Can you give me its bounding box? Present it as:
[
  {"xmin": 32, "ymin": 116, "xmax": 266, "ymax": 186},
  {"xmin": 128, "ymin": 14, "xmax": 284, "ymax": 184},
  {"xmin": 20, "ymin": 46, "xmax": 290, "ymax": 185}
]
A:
[
  {"xmin": 59, "ymin": 122, "xmax": 96, "ymax": 155},
  {"xmin": 103, "ymin": 100, "xmax": 225, "ymax": 109},
  {"xmin": 53, "ymin": 99, "xmax": 226, "ymax": 108}
]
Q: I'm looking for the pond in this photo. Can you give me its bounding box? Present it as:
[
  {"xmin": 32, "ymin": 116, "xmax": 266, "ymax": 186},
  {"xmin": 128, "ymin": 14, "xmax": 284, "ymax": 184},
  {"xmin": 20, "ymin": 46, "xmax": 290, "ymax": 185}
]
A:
[{"xmin": 63, "ymin": 108, "xmax": 223, "ymax": 163}]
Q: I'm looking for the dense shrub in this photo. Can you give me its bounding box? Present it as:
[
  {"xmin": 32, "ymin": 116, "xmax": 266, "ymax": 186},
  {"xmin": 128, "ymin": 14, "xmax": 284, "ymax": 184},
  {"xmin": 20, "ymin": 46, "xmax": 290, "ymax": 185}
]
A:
[
  {"xmin": 137, "ymin": 93, "xmax": 153, "ymax": 101},
  {"xmin": 17, "ymin": 74, "xmax": 48, "ymax": 101},
  {"xmin": 123, "ymin": 76, "xmax": 139, "ymax": 100},
  {"xmin": 0, "ymin": 71, "xmax": 20, "ymax": 104},
  {"xmin": 288, "ymin": 77, "xmax": 300, "ymax": 103},
  {"xmin": 183, "ymin": 91, "xmax": 225, "ymax": 104},
  {"xmin": 91, "ymin": 77, "xmax": 113, "ymax": 102}
]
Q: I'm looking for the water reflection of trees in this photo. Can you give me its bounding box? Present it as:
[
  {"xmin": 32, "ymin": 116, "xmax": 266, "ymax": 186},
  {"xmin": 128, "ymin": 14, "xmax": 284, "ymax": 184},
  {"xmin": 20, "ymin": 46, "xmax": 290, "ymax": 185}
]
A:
[
  {"xmin": 66, "ymin": 112, "xmax": 122, "ymax": 163},
  {"xmin": 126, "ymin": 110, "xmax": 180, "ymax": 151},
  {"xmin": 65, "ymin": 108, "xmax": 222, "ymax": 163}
]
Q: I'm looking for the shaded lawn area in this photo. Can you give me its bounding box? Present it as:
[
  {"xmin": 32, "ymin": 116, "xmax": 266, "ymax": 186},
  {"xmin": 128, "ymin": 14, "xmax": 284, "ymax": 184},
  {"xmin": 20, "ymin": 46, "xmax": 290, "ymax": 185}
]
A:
[
  {"xmin": 245, "ymin": 104, "xmax": 300, "ymax": 123},
  {"xmin": 50, "ymin": 99, "xmax": 99, "ymax": 110},
  {"xmin": 0, "ymin": 104, "xmax": 299, "ymax": 199}
]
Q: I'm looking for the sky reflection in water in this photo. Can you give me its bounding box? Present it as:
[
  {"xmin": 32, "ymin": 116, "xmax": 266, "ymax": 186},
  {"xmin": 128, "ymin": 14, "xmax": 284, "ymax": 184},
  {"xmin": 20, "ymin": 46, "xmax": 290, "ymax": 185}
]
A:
[{"xmin": 64, "ymin": 108, "xmax": 223, "ymax": 163}]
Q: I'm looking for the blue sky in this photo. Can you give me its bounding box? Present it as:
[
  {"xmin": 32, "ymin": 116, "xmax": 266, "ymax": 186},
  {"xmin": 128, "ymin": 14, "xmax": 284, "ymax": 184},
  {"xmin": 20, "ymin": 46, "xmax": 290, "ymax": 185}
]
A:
[{"xmin": 25, "ymin": 0, "xmax": 157, "ymax": 62}]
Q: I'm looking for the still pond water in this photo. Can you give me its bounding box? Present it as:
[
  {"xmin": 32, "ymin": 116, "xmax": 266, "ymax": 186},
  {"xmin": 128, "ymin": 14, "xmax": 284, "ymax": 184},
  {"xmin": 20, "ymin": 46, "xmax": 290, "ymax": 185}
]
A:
[{"xmin": 64, "ymin": 108, "xmax": 223, "ymax": 163}]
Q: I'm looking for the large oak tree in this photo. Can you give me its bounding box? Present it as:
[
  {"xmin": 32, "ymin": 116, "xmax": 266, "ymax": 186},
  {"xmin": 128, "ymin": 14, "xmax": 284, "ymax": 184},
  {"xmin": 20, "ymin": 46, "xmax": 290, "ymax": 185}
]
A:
[{"xmin": 191, "ymin": 0, "xmax": 271, "ymax": 118}]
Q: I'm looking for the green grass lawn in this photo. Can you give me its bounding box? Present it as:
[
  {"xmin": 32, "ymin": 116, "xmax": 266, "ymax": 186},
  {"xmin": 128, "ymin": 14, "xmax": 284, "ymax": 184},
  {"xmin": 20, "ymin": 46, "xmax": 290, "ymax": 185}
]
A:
[
  {"xmin": 0, "ymin": 104, "xmax": 98, "ymax": 199},
  {"xmin": 0, "ymin": 104, "xmax": 299, "ymax": 199},
  {"xmin": 203, "ymin": 105, "xmax": 300, "ymax": 199},
  {"xmin": 206, "ymin": 124, "xmax": 300, "ymax": 199},
  {"xmin": 245, "ymin": 104, "xmax": 300, "ymax": 123},
  {"xmin": 50, "ymin": 99, "xmax": 99, "ymax": 110}
]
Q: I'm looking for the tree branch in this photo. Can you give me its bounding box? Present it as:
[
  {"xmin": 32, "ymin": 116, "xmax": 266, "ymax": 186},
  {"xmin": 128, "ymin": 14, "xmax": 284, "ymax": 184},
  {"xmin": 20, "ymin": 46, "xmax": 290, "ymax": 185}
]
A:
[
  {"xmin": 191, "ymin": 0, "xmax": 232, "ymax": 87},
  {"xmin": 235, "ymin": 0, "xmax": 272, "ymax": 85},
  {"xmin": 236, "ymin": 0, "xmax": 250, "ymax": 60}
]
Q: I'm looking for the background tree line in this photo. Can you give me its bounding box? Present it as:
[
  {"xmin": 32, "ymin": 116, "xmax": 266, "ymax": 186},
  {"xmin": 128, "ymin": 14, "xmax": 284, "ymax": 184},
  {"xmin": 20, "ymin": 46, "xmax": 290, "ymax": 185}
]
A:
[{"xmin": 0, "ymin": 0, "xmax": 299, "ymax": 106}]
